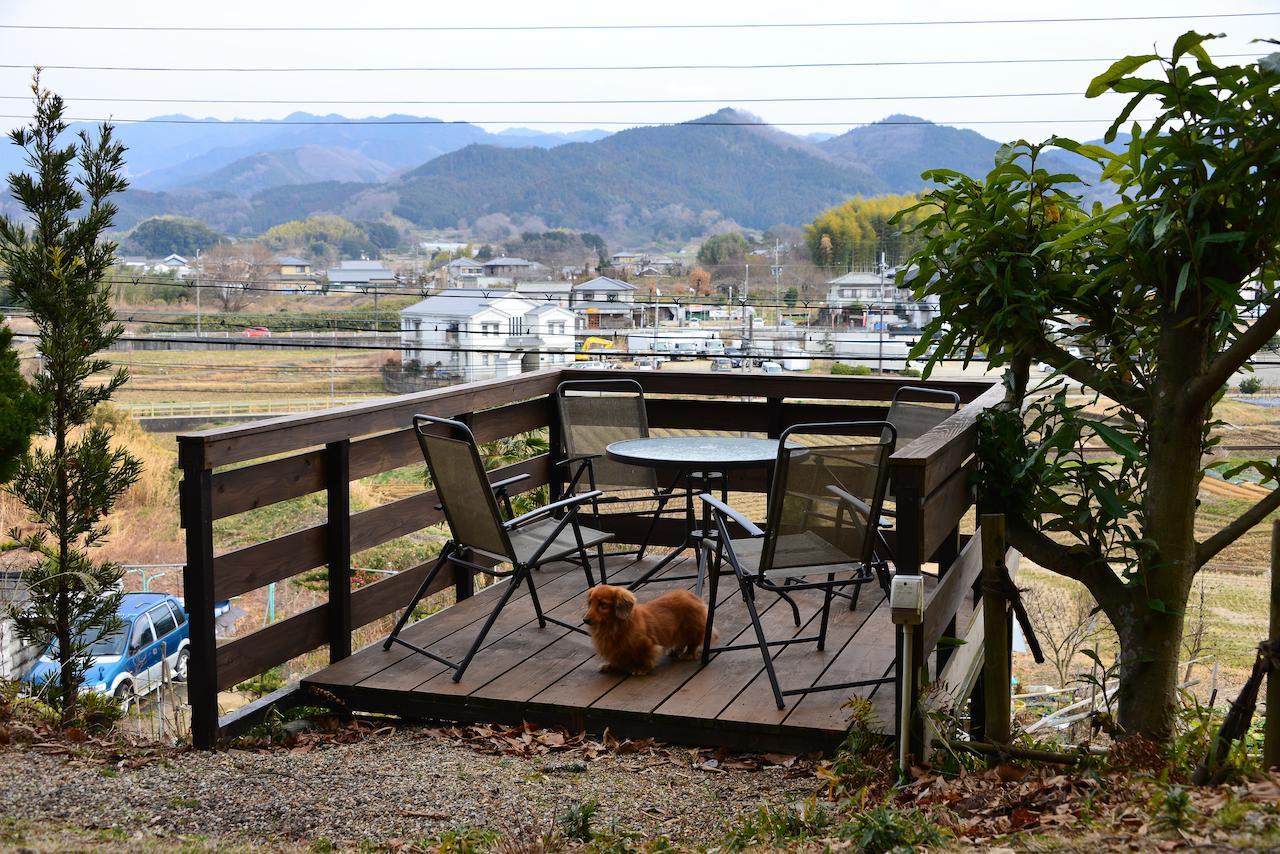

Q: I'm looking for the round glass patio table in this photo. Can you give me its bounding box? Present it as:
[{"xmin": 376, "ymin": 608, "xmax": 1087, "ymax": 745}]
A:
[
  {"xmin": 605, "ymin": 436, "xmax": 783, "ymax": 470},
  {"xmin": 604, "ymin": 436, "xmax": 785, "ymax": 590}
]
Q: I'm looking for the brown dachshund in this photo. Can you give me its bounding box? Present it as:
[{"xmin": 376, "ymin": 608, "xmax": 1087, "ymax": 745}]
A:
[{"xmin": 583, "ymin": 584, "xmax": 711, "ymax": 675}]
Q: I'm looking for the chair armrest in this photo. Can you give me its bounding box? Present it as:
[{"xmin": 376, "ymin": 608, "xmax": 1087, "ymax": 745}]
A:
[
  {"xmin": 555, "ymin": 454, "xmax": 600, "ymax": 468},
  {"xmin": 826, "ymin": 485, "xmax": 873, "ymax": 520},
  {"xmin": 699, "ymin": 493, "xmax": 765, "ymax": 538},
  {"xmin": 504, "ymin": 490, "xmax": 604, "ymax": 529},
  {"xmin": 489, "ymin": 473, "xmax": 531, "ymax": 492}
]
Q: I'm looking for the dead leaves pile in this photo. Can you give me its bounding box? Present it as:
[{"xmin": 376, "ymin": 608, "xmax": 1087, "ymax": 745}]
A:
[
  {"xmin": 412, "ymin": 721, "xmax": 811, "ymax": 775},
  {"xmin": 895, "ymin": 765, "xmax": 1280, "ymax": 847}
]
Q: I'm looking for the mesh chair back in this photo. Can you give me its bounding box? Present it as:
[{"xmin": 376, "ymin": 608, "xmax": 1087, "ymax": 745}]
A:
[
  {"xmin": 759, "ymin": 422, "xmax": 895, "ymax": 574},
  {"xmin": 557, "ymin": 380, "xmax": 658, "ymax": 491},
  {"xmin": 413, "ymin": 415, "xmax": 514, "ymax": 563},
  {"xmin": 885, "ymin": 386, "xmax": 961, "ymax": 448}
]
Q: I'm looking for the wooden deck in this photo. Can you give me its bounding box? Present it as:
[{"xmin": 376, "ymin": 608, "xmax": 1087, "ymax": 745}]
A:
[{"xmin": 303, "ymin": 551, "xmax": 908, "ymax": 754}]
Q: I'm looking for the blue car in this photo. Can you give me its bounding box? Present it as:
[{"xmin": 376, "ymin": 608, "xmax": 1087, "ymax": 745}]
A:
[{"xmin": 23, "ymin": 592, "xmax": 190, "ymax": 708}]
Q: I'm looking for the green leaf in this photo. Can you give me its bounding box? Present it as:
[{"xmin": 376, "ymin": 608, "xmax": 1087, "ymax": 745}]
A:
[
  {"xmin": 1173, "ymin": 262, "xmax": 1192, "ymax": 307},
  {"xmin": 1261, "ymin": 53, "xmax": 1280, "ymax": 75},
  {"xmin": 1087, "ymin": 54, "xmax": 1159, "ymax": 97},
  {"xmin": 1089, "ymin": 420, "xmax": 1142, "ymax": 461},
  {"xmin": 1171, "ymin": 31, "xmax": 1219, "ymax": 64}
]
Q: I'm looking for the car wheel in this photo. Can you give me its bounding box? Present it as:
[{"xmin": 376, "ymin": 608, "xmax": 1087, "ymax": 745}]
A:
[
  {"xmin": 114, "ymin": 680, "xmax": 137, "ymax": 714},
  {"xmin": 173, "ymin": 648, "xmax": 190, "ymax": 682}
]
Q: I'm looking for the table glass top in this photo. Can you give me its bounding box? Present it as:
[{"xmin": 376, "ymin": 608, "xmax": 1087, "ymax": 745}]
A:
[{"xmin": 606, "ymin": 436, "xmax": 782, "ymax": 465}]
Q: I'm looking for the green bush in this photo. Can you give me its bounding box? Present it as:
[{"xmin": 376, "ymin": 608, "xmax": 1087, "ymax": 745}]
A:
[
  {"xmin": 835, "ymin": 803, "xmax": 950, "ymax": 852},
  {"xmin": 1238, "ymin": 376, "xmax": 1264, "ymax": 394},
  {"xmin": 831, "ymin": 362, "xmax": 873, "ymax": 376},
  {"xmin": 234, "ymin": 666, "xmax": 286, "ymax": 699}
]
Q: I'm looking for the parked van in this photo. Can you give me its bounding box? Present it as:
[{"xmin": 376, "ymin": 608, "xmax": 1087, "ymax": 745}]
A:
[
  {"xmin": 22, "ymin": 592, "xmax": 190, "ymax": 709},
  {"xmin": 710, "ymin": 357, "xmax": 734, "ymax": 372}
]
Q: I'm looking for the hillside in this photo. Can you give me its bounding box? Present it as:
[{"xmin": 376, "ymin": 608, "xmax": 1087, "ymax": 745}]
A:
[
  {"xmin": 0, "ymin": 109, "xmax": 1123, "ymax": 241},
  {"xmin": 388, "ymin": 110, "xmax": 884, "ymax": 237},
  {"xmin": 820, "ymin": 115, "xmax": 1006, "ymax": 188},
  {"xmin": 177, "ymin": 146, "xmax": 395, "ymax": 195}
]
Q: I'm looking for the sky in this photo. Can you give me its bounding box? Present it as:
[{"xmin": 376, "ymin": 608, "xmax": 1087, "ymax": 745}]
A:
[{"xmin": 0, "ymin": 0, "xmax": 1275, "ymax": 140}]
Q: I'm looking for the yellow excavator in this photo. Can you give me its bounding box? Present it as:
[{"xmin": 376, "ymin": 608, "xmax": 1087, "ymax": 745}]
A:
[{"xmin": 575, "ymin": 336, "xmax": 616, "ymax": 361}]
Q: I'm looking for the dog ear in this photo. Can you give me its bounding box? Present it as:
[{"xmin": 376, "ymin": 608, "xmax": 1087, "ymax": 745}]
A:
[{"xmin": 615, "ymin": 589, "xmax": 636, "ymax": 619}]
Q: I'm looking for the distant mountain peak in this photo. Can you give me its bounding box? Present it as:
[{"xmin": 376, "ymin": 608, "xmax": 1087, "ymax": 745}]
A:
[{"xmin": 691, "ymin": 108, "xmax": 765, "ymax": 125}]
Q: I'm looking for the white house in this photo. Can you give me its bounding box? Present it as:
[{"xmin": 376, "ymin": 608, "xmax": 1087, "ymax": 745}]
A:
[
  {"xmin": 570, "ymin": 276, "xmax": 640, "ymax": 329},
  {"xmin": 399, "ymin": 289, "xmax": 576, "ymax": 383},
  {"xmin": 825, "ymin": 266, "xmax": 938, "ymax": 330}
]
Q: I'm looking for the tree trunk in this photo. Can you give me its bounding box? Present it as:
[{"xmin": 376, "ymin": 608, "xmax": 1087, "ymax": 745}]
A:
[{"xmin": 1106, "ymin": 316, "xmax": 1208, "ymax": 740}]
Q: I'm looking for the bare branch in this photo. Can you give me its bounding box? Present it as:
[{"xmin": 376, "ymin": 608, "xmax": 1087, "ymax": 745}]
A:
[
  {"xmin": 1196, "ymin": 484, "xmax": 1280, "ymax": 568},
  {"xmin": 1188, "ymin": 298, "xmax": 1280, "ymax": 409}
]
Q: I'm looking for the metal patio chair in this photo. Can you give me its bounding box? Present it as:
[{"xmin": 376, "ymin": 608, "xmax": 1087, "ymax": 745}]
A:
[
  {"xmin": 555, "ymin": 378, "xmax": 698, "ymax": 581},
  {"xmin": 697, "ymin": 421, "xmax": 897, "ymax": 709},
  {"xmin": 383, "ymin": 415, "xmax": 613, "ymax": 683},
  {"xmin": 847, "ymin": 386, "xmax": 962, "ymax": 606}
]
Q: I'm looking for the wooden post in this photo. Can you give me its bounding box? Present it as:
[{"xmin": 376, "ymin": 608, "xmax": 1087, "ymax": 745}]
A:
[
  {"xmin": 179, "ymin": 440, "xmax": 218, "ymax": 749},
  {"xmin": 765, "ymin": 396, "xmax": 784, "ymax": 439},
  {"xmin": 1266, "ymin": 519, "xmax": 1280, "ymax": 769},
  {"xmin": 894, "ymin": 479, "xmax": 925, "ymax": 758},
  {"xmin": 325, "ymin": 439, "xmax": 352, "ymax": 662},
  {"xmin": 980, "ymin": 514, "xmax": 1011, "ymax": 747}
]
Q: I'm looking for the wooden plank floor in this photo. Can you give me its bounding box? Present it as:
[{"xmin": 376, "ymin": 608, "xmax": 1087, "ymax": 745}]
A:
[{"xmin": 303, "ymin": 552, "xmax": 911, "ymax": 754}]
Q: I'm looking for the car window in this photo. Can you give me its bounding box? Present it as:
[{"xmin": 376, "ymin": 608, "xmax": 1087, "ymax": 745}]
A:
[
  {"xmin": 172, "ymin": 602, "xmax": 187, "ymax": 626},
  {"xmin": 131, "ymin": 615, "xmax": 155, "ymax": 651},
  {"xmin": 149, "ymin": 604, "xmax": 178, "ymax": 639}
]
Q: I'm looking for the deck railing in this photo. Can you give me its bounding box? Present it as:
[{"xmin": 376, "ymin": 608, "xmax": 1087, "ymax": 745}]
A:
[{"xmin": 178, "ymin": 367, "xmax": 1005, "ymax": 748}]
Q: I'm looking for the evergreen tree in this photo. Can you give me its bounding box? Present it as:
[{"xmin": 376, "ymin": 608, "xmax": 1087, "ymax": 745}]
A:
[
  {"xmin": 0, "ymin": 324, "xmax": 42, "ymax": 483},
  {"xmin": 1, "ymin": 76, "xmax": 141, "ymax": 726}
]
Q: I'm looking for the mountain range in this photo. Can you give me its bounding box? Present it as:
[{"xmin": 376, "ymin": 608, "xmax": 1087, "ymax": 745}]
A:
[{"xmin": 0, "ymin": 109, "xmax": 1111, "ymax": 242}]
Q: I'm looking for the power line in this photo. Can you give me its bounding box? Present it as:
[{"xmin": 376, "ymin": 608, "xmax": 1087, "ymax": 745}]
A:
[
  {"xmin": 0, "ymin": 91, "xmax": 1090, "ymax": 106},
  {"xmin": 2, "ymin": 53, "xmax": 1261, "ymax": 74},
  {"xmin": 2, "ymin": 12, "xmax": 1273, "ymax": 31},
  {"xmin": 0, "ymin": 115, "xmax": 1152, "ymax": 127}
]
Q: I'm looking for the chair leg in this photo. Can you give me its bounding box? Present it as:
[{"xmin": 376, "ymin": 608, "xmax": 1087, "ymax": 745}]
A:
[
  {"xmin": 850, "ymin": 580, "xmax": 863, "ymax": 612},
  {"xmin": 384, "ymin": 543, "xmax": 453, "ymax": 650},
  {"xmin": 741, "ymin": 574, "xmax": 786, "ymax": 710},
  {"xmin": 523, "ymin": 565, "xmax": 548, "ymax": 629},
  {"xmin": 777, "ymin": 587, "xmax": 802, "ymax": 627},
  {"xmin": 818, "ymin": 574, "xmax": 835, "ymax": 652},
  {"xmin": 453, "ymin": 567, "xmax": 524, "ymax": 682},
  {"xmin": 595, "ymin": 543, "xmax": 607, "ymax": 584},
  {"xmin": 700, "ymin": 546, "xmax": 722, "ymax": 665}
]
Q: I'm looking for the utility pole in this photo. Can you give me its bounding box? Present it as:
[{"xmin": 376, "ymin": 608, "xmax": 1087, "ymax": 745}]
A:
[
  {"xmin": 195, "ymin": 248, "xmax": 202, "ymax": 337},
  {"xmin": 772, "ymin": 239, "xmax": 782, "ymax": 327}
]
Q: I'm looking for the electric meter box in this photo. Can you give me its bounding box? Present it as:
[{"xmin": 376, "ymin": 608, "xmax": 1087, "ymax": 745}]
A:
[{"xmin": 889, "ymin": 575, "xmax": 925, "ymax": 625}]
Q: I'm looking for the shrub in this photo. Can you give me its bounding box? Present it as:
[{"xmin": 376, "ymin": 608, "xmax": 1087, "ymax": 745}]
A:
[
  {"xmin": 1238, "ymin": 376, "xmax": 1264, "ymax": 394},
  {"xmin": 559, "ymin": 797, "xmax": 599, "ymax": 843},
  {"xmin": 831, "ymin": 362, "xmax": 872, "ymax": 376}
]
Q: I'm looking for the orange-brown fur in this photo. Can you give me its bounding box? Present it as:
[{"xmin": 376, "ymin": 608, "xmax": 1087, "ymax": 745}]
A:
[{"xmin": 583, "ymin": 585, "xmax": 711, "ymax": 675}]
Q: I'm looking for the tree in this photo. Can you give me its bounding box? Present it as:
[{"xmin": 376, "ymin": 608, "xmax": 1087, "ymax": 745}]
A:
[
  {"xmin": 1, "ymin": 76, "xmax": 142, "ymax": 726},
  {"xmin": 900, "ymin": 36, "xmax": 1280, "ymax": 742},
  {"xmin": 804, "ymin": 193, "xmax": 921, "ymax": 269},
  {"xmin": 688, "ymin": 267, "xmax": 712, "ymax": 296},
  {"xmin": 199, "ymin": 242, "xmax": 276, "ymax": 312},
  {"xmin": 0, "ymin": 324, "xmax": 43, "ymax": 483},
  {"xmin": 696, "ymin": 232, "xmax": 748, "ymax": 266},
  {"xmin": 127, "ymin": 215, "xmax": 221, "ymax": 257}
]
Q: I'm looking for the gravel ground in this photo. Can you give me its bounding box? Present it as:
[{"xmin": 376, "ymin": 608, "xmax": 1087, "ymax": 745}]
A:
[{"xmin": 0, "ymin": 728, "xmax": 817, "ymax": 849}]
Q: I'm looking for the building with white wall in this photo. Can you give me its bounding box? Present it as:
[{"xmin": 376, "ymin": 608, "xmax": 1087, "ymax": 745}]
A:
[{"xmin": 399, "ymin": 289, "xmax": 576, "ymax": 383}]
